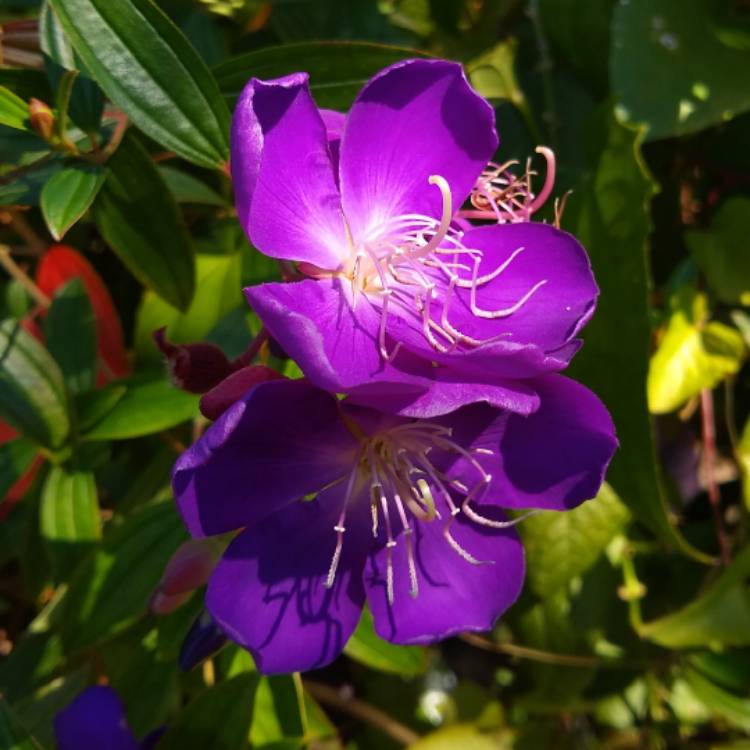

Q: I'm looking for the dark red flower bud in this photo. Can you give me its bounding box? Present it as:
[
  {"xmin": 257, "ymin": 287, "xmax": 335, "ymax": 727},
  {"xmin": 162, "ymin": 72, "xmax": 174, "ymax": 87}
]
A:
[
  {"xmin": 199, "ymin": 365, "xmax": 284, "ymax": 420},
  {"xmin": 153, "ymin": 328, "xmax": 233, "ymax": 394}
]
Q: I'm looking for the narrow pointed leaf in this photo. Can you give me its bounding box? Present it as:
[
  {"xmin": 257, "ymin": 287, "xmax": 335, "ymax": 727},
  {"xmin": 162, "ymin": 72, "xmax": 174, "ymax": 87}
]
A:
[
  {"xmin": 0, "ymin": 320, "xmax": 70, "ymax": 449},
  {"xmin": 39, "ymin": 467, "xmax": 100, "ymax": 581},
  {"xmin": 93, "ymin": 132, "xmax": 195, "ymax": 311},
  {"xmin": 0, "ymin": 699, "xmax": 45, "ymax": 750},
  {"xmin": 81, "ymin": 378, "xmax": 199, "ymax": 441},
  {"xmin": 47, "ymin": 0, "xmax": 230, "ymax": 167},
  {"xmin": 40, "ymin": 165, "xmax": 106, "ymax": 241},
  {"xmin": 0, "ymin": 86, "xmax": 30, "ymax": 132}
]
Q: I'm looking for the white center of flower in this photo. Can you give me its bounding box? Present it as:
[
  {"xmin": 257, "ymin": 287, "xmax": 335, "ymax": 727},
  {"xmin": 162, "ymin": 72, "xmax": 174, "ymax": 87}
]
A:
[
  {"xmin": 324, "ymin": 419, "xmax": 533, "ymax": 605},
  {"xmin": 333, "ymin": 175, "xmax": 548, "ymax": 362}
]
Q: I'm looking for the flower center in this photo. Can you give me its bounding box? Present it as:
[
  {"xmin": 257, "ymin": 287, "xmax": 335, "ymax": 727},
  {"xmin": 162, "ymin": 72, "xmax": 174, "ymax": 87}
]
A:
[
  {"xmin": 326, "ymin": 174, "xmax": 548, "ymax": 363},
  {"xmin": 324, "ymin": 419, "xmax": 533, "ymax": 605}
]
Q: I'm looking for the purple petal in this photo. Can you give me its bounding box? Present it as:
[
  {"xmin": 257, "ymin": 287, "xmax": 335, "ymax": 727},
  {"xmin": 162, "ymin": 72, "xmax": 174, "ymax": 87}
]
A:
[
  {"xmin": 54, "ymin": 686, "xmax": 138, "ymax": 750},
  {"xmin": 365, "ymin": 506, "xmax": 524, "ymax": 645},
  {"xmin": 321, "ymin": 108, "xmax": 345, "ymax": 179},
  {"xmin": 173, "ymin": 379, "xmax": 357, "ymax": 537},
  {"xmin": 206, "ymin": 485, "xmax": 370, "ymax": 674},
  {"xmin": 439, "ymin": 375, "xmax": 617, "ymax": 511},
  {"xmin": 340, "ymin": 59, "xmax": 497, "ymax": 239},
  {"xmin": 246, "ymin": 280, "xmax": 541, "ymax": 417},
  {"xmin": 231, "ymin": 73, "xmax": 346, "ymax": 269},
  {"xmin": 245, "ymin": 278, "xmax": 430, "ymax": 394},
  {"xmin": 448, "ymin": 222, "xmax": 598, "ymax": 354}
]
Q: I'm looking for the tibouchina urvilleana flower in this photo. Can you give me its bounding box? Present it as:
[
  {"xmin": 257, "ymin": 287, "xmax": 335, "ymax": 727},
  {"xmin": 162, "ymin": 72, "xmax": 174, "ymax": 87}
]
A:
[
  {"xmin": 54, "ymin": 686, "xmax": 163, "ymax": 750},
  {"xmin": 236, "ymin": 59, "xmax": 598, "ymax": 417},
  {"xmin": 173, "ymin": 377, "xmax": 616, "ymax": 674}
]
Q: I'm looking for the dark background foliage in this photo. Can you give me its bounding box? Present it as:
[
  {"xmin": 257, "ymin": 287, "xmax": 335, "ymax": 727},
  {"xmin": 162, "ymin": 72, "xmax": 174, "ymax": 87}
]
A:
[{"xmin": 1, "ymin": 0, "xmax": 750, "ymax": 748}]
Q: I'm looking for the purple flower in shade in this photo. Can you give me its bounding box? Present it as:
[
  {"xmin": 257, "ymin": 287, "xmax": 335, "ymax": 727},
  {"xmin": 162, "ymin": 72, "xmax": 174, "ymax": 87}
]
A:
[
  {"xmin": 172, "ymin": 376, "xmax": 616, "ymax": 674},
  {"xmin": 234, "ymin": 59, "xmax": 599, "ymax": 418},
  {"xmin": 54, "ymin": 686, "xmax": 164, "ymax": 750}
]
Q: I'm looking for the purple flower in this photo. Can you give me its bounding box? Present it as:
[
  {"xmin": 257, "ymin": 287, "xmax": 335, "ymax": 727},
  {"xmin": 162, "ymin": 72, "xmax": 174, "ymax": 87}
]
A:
[
  {"xmin": 172, "ymin": 376, "xmax": 615, "ymax": 674},
  {"xmin": 234, "ymin": 59, "xmax": 598, "ymax": 417},
  {"xmin": 54, "ymin": 686, "xmax": 163, "ymax": 750}
]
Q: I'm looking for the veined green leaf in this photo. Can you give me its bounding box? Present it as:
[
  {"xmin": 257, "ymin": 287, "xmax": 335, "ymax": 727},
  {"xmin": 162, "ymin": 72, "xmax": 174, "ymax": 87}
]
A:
[
  {"xmin": 214, "ymin": 41, "xmax": 428, "ymax": 110},
  {"xmin": 158, "ymin": 166, "xmax": 227, "ymax": 207},
  {"xmin": 44, "ymin": 278, "xmax": 97, "ymax": 395},
  {"xmin": 565, "ymin": 108, "xmax": 709, "ymax": 562},
  {"xmin": 47, "ymin": 0, "xmax": 230, "ymax": 167},
  {"xmin": 344, "ymin": 608, "xmax": 428, "ymax": 676},
  {"xmin": 0, "ymin": 87, "xmax": 30, "ymax": 132},
  {"xmin": 0, "ymin": 320, "xmax": 70, "ymax": 449},
  {"xmin": 521, "ymin": 484, "xmax": 631, "ymax": 598},
  {"xmin": 60, "ymin": 500, "xmax": 186, "ymax": 651},
  {"xmin": 648, "ymin": 288, "xmax": 745, "ymax": 414},
  {"xmin": 639, "ymin": 545, "xmax": 750, "ymax": 648},
  {"xmin": 39, "ymin": 467, "xmax": 100, "ymax": 581},
  {"xmin": 81, "ymin": 377, "xmax": 199, "ymax": 441},
  {"xmin": 40, "ymin": 164, "xmax": 106, "ymax": 241},
  {"xmin": 93, "ymin": 132, "xmax": 195, "ymax": 311},
  {"xmin": 612, "ymin": 0, "xmax": 750, "ymax": 139}
]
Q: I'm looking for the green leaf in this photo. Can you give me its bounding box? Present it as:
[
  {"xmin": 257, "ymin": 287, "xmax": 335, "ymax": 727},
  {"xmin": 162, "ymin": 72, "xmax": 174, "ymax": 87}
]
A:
[
  {"xmin": 47, "ymin": 0, "xmax": 230, "ymax": 167},
  {"xmin": 74, "ymin": 384, "xmax": 127, "ymax": 432},
  {"xmin": 740, "ymin": 416, "xmax": 750, "ymax": 512},
  {"xmin": 0, "ymin": 699, "xmax": 45, "ymax": 750},
  {"xmin": 685, "ymin": 665, "xmax": 750, "ymax": 731},
  {"xmin": 39, "ymin": 1, "xmax": 104, "ymax": 134},
  {"xmin": 93, "ymin": 131, "xmax": 195, "ymax": 310},
  {"xmin": 43, "ymin": 278, "xmax": 97, "ymax": 395},
  {"xmin": 408, "ymin": 724, "xmax": 507, "ymax": 750},
  {"xmin": 250, "ymin": 676, "xmax": 304, "ymax": 746},
  {"xmin": 0, "ymin": 161, "xmax": 61, "ymax": 208},
  {"xmin": 647, "ymin": 287, "xmax": 745, "ymax": 414},
  {"xmin": 60, "ymin": 500, "xmax": 186, "ymax": 651},
  {"xmin": 40, "ymin": 164, "xmax": 106, "ymax": 240},
  {"xmin": 81, "ymin": 377, "xmax": 199, "ymax": 441},
  {"xmin": 466, "ymin": 39, "xmax": 524, "ymax": 107},
  {"xmin": 611, "ymin": 0, "xmax": 750, "ymax": 140},
  {"xmin": 157, "ymin": 674, "xmax": 258, "ymax": 750},
  {"xmin": 344, "ymin": 608, "xmax": 428, "ymax": 676},
  {"xmin": 135, "ymin": 252, "xmax": 242, "ymax": 359},
  {"xmin": 0, "ymin": 320, "xmax": 70, "ymax": 449},
  {"xmin": 565, "ymin": 108, "xmax": 708, "ymax": 561},
  {"xmin": 687, "ymin": 197, "xmax": 750, "ymax": 306},
  {"xmin": 521, "ymin": 484, "xmax": 630, "ymax": 598},
  {"xmin": 0, "ymin": 87, "xmax": 30, "ymax": 132},
  {"xmin": 639, "ymin": 544, "xmax": 750, "ymax": 648},
  {"xmin": 158, "ymin": 165, "xmax": 227, "ymax": 206},
  {"xmin": 39, "ymin": 466, "xmax": 100, "ymax": 581},
  {"xmin": 214, "ymin": 41, "xmax": 428, "ymax": 110},
  {"xmin": 0, "ymin": 438, "xmax": 37, "ymax": 500}
]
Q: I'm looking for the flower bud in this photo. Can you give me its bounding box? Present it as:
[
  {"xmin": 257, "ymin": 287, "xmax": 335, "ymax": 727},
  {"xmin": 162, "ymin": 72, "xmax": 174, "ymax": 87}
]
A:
[
  {"xmin": 178, "ymin": 609, "xmax": 227, "ymax": 671},
  {"xmin": 157, "ymin": 539, "xmax": 220, "ymax": 597},
  {"xmin": 153, "ymin": 327, "xmax": 233, "ymax": 394},
  {"xmin": 28, "ymin": 98, "xmax": 55, "ymax": 140},
  {"xmin": 199, "ymin": 365, "xmax": 284, "ymax": 420}
]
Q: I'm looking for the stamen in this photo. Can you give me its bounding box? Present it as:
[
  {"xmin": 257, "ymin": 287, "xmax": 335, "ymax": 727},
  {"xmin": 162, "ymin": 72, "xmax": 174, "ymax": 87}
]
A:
[{"xmin": 325, "ymin": 461, "xmax": 360, "ymax": 589}]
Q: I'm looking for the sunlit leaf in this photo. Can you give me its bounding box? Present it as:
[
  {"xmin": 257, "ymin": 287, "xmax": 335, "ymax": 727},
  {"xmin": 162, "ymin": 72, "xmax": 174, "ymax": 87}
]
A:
[
  {"xmin": 612, "ymin": 0, "xmax": 750, "ymax": 139},
  {"xmin": 648, "ymin": 287, "xmax": 745, "ymax": 414},
  {"xmin": 40, "ymin": 165, "xmax": 106, "ymax": 241},
  {"xmin": 47, "ymin": 0, "xmax": 230, "ymax": 167},
  {"xmin": 39, "ymin": 466, "xmax": 100, "ymax": 581},
  {"xmin": 81, "ymin": 377, "xmax": 199, "ymax": 441},
  {"xmin": 0, "ymin": 86, "xmax": 30, "ymax": 132}
]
